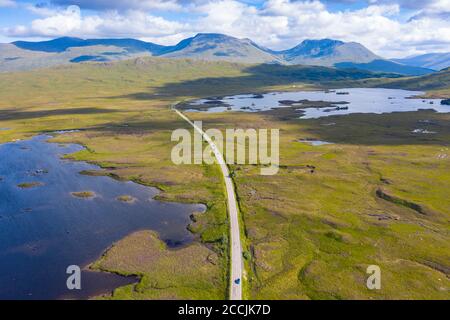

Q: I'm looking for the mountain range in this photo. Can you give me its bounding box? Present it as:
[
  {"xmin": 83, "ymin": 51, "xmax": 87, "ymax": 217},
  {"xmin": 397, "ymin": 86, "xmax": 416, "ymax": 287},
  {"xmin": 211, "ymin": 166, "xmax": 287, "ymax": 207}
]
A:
[
  {"xmin": 0, "ymin": 33, "xmax": 442, "ymax": 76},
  {"xmin": 392, "ymin": 53, "xmax": 450, "ymax": 71}
]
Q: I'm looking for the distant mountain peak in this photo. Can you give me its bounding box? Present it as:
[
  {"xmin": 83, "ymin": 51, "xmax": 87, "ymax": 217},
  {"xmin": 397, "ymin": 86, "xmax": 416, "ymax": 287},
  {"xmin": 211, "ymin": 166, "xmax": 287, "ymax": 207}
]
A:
[
  {"xmin": 55, "ymin": 36, "xmax": 83, "ymax": 41},
  {"xmin": 12, "ymin": 37, "xmax": 165, "ymax": 54},
  {"xmin": 185, "ymin": 33, "xmax": 244, "ymax": 45},
  {"xmin": 393, "ymin": 52, "xmax": 450, "ymax": 71},
  {"xmin": 2, "ymin": 34, "xmax": 436, "ymax": 76},
  {"xmin": 302, "ymin": 38, "xmax": 344, "ymax": 46},
  {"xmin": 193, "ymin": 33, "xmax": 234, "ymax": 39},
  {"xmin": 281, "ymin": 39, "xmax": 345, "ymax": 58},
  {"xmin": 13, "ymin": 36, "xmax": 85, "ymax": 52},
  {"xmin": 278, "ymin": 38, "xmax": 381, "ymax": 67},
  {"xmin": 158, "ymin": 32, "xmax": 282, "ymax": 64}
]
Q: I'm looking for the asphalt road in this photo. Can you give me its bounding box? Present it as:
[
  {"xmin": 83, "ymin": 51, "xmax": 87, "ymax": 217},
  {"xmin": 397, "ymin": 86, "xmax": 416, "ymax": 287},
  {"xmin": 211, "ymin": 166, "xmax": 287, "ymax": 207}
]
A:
[{"xmin": 173, "ymin": 107, "xmax": 243, "ymax": 300}]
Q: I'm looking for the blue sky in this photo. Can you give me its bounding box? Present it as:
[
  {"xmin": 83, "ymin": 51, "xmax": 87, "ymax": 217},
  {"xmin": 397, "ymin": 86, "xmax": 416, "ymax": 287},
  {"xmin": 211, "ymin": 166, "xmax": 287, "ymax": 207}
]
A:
[{"xmin": 0, "ymin": 0, "xmax": 449, "ymax": 57}]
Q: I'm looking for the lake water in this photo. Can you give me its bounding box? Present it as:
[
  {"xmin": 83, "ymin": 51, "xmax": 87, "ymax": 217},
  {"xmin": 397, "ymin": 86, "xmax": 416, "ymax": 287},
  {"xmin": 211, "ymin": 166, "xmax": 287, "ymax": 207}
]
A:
[
  {"xmin": 0, "ymin": 135, "xmax": 205, "ymax": 300},
  {"xmin": 188, "ymin": 88, "xmax": 448, "ymax": 119},
  {"xmin": 298, "ymin": 139, "xmax": 334, "ymax": 146}
]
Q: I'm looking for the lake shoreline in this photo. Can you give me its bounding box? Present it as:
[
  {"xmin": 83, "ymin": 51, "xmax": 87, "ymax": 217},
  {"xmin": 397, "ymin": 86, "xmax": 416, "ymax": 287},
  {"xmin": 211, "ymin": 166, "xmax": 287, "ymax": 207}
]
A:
[
  {"xmin": 180, "ymin": 88, "xmax": 446, "ymax": 119},
  {"xmin": 0, "ymin": 134, "xmax": 206, "ymax": 300}
]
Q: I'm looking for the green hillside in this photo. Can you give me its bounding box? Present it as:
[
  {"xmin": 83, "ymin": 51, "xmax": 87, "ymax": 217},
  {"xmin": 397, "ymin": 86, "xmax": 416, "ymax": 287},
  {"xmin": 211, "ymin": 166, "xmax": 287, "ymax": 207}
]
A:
[{"xmin": 354, "ymin": 67, "xmax": 450, "ymax": 98}]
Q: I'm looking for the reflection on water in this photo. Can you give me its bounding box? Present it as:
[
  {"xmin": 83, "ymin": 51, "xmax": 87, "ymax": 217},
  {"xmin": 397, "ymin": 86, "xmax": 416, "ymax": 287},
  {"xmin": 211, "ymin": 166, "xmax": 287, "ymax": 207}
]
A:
[
  {"xmin": 189, "ymin": 88, "xmax": 448, "ymax": 119},
  {"xmin": 412, "ymin": 129, "xmax": 437, "ymax": 134},
  {"xmin": 298, "ymin": 139, "xmax": 334, "ymax": 146},
  {"xmin": 0, "ymin": 135, "xmax": 205, "ymax": 300}
]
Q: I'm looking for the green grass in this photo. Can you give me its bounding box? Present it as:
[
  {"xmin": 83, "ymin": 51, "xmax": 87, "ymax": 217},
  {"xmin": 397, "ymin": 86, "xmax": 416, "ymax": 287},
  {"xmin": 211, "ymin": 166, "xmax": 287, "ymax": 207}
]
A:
[
  {"xmin": 91, "ymin": 231, "xmax": 225, "ymax": 299},
  {"xmin": 0, "ymin": 57, "xmax": 449, "ymax": 300},
  {"xmin": 17, "ymin": 182, "xmax": 43, "ymax": 189},
  {"xmin": 353, "ymin": 67, "xmax": 450, "ymax": 98},
  {"xmin": 116, "ymin": 195, "xmax": 137, "ymax": 203},
  {"xmin": 71, "ymin": 191, "xmax": 96, "ymax": 198},
  {"xmin": 194, "ymin": 109, "xmax": 449, "ymax": 300}
]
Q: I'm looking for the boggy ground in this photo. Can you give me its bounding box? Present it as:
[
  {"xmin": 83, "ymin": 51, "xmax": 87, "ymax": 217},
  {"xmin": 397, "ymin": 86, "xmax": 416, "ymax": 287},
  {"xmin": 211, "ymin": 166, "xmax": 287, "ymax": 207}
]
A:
[
  {"xmin": 188, "ymin": 107, "xmax": 450, "ymax": 299},
  {"xmin": 0, "ymin": 58, "xmax": 449, "ymax": 299},
  {"xmin": 91, "ymin": 231, "xmax": 223, "ymax": 300},
  {"xmin": 0, "ymin": 58, "xmax": 239, "ymax": 299}
]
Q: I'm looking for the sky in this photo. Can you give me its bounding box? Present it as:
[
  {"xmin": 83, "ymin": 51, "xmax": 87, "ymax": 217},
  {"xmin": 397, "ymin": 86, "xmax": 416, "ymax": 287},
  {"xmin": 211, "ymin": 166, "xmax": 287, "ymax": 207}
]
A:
[{"xmin": 0, "ymin": 0, "xmax": 449, "ymax": 58}]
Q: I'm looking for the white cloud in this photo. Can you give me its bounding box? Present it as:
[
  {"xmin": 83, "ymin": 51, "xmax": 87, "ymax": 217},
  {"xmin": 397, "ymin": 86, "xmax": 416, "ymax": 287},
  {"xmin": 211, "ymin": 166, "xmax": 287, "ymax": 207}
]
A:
[
  {"xmin": 186, "ymin": 0, "xmax": 449, "ymax": 57},
  {"xmin": 2, "ymin": 0, "xmax": 450, "ymax": 57},
  {"xmin": 23, "ymin": 3, "xmax": 59, "ymax": 17},
  {"xmin": 0, "ymin": 0, "xmax": 16, "ymax": 7},
  {"xmin": 408, "ymin": 0, "xmax": 450, "ymax": 20},
  {"xmin": 5, "ymin": 5, "xmax": 185, "ymax": 39}
]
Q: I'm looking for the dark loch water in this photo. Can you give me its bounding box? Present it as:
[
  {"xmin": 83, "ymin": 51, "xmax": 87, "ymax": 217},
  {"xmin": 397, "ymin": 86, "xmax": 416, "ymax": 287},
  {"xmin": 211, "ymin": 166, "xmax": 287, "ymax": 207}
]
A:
[
  {"xmin": 0, "ymin": 135, "xmax": 205, "ymax": 300},
  {"xmin": 189, "ymin": 88, "xmax": 448, "ymax": 118}
]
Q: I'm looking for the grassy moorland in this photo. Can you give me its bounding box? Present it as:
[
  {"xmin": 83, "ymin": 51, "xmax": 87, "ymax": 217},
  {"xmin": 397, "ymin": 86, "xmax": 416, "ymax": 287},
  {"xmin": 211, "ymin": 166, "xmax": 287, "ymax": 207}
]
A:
[
  {"xmin": 189, "ymin": 107, "xmax": 449, "ymax": 299},
  {"xmin": 360, "ymin": 67, "xmax": 450, "ymax": 98},
  {"xmin": 91, "ymin": 231, "xmax": 224, "ymax": 299},
  {"xmin": 0, "ymin": 58, "xmax": 449, "ymax": 299}
]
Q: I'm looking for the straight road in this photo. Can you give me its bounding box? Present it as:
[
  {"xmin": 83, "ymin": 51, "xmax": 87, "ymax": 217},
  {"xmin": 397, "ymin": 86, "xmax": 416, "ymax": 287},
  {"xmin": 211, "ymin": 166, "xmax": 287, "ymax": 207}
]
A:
[{"xmin": 173, "ymin": 106, "xmax": 243, "ymax": 300}]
